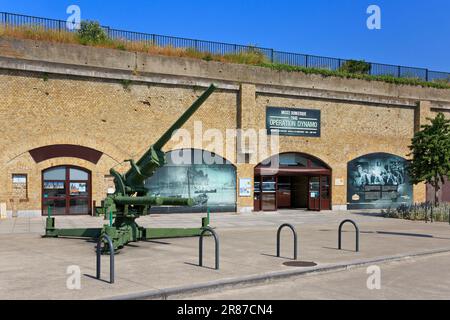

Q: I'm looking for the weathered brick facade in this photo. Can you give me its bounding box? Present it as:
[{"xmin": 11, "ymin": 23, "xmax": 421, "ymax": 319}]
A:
[{"xmin": 0, "ymin": 38, "xmax": 449, "ymax": 216}]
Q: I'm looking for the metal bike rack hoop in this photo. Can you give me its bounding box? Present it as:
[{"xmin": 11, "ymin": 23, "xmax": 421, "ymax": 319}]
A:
[
  {"xmin": 199, "ymin": 227, "xmax": 220, "ymax": 270},
  {"xmin": 277, "ymin": 223, "xmax": 298, "ymax": 260},
  {"xmin": 96, "ymin": 234, "xmax": 115, "ymax": 284},
  {"xmin": 338, "ymin": 219, "xmax": 360, "ymax": 252}
]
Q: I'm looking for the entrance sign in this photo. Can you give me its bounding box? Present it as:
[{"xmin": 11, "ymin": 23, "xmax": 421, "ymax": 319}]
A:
[{"xmin": 266, "ymin": 107, "xmax": 321, "ymax": 137}]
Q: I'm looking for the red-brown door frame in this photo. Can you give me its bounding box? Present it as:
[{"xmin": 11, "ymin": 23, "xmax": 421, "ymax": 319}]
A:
[
  {"xmin": 261, "ymin": 175, "xmax": 277, "ymax": 211},
  {"xmin": 41, "ymin": 165, "xmax": 92, "ymax": 216}
]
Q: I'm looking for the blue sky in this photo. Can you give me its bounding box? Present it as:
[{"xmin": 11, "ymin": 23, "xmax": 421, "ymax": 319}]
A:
[{"xmin": 1, "ymin": 0, "xmax": 449, "ymax": 71}]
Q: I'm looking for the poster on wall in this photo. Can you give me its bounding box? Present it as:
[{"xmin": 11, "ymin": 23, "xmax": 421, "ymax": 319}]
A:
[
  {"xmin": 347, "ymin": 153, "xmax": 413, "ymax": 209},
  {"xmin": 145, "ymin": 150, "xmax": 237, "ymax": 213},
  {"xmin": 239, "ymin": 178, "xmax": 252, "ymax": 197},
  {"xmin": 266, "ymin": 106, "xmax": 321, "ymax": 137},
  {"xmin": 70, "ymin": 182, "xmax": 87, "ymax": 196}
]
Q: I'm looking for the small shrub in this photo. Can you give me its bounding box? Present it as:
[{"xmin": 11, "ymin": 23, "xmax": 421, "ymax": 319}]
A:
[
  {"xmin": 434, "ymin": 77, "xmax": 450, "ymax": 85},
  {"xmin": 77, "ymin": 21, "xmax": 108, "ymax": 45},
  {"xmin": 121, "ymin": 79, "xmax": 132, "ymax": 91},
  {"xmin": 115, "ymin": 43, "xmax": 126, "ymax": 51},
  {"xmin": 382, "ymin": 202, "xmax": 450, "ymax": 223},
  {"xmin": 339, "ymin": 60, "xmax": 371, "ymax": 75},
  {"xmin": 224, "ymin": 47, "xmax": 268, "ymax": 65}
]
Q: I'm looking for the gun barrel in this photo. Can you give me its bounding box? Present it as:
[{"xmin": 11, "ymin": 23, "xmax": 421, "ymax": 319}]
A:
[
  {"xmin": 152, "ymin": 84, "xmax": 217, "ymax": 151},
  {"xmin": 123, "ymin": 84, "xmax": 216, "ymax": 188},
  {"xmin": 113, "ymin": 196, "xmax": 193, "ymax": 207}
]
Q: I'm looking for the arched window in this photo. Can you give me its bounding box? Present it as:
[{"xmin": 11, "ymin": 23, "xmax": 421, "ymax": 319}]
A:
[{"xmin": 42, "ymin": 166, "xmax": 91, "ymax": 215}]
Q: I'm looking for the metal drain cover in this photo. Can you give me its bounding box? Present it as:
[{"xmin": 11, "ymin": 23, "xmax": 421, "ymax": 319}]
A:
[{"xmin": 283, "ymin": 261, "xmax": 317, "ymax": 267}]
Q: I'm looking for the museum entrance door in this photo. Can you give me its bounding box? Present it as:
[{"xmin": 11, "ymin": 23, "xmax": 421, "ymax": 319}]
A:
[
  {"xmin": 254, "ymin": 153, "xmax": 332, "ymax": 212},
  {"xmin": 308, "ymin": 176, "xmax": 331, "ymax": 211},
  {"xmin": 42, "ymin": 166, "xmax": 92, "ymax": 216}
]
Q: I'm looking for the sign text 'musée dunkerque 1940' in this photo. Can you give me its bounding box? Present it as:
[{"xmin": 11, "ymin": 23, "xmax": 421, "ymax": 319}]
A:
[{"xmin": 266, "ymin": 106, "xmax": 321, "ymax": 137}]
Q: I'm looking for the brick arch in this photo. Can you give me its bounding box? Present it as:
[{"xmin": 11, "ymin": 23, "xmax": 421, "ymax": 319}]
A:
[
  {"xmin": 2, "ymin": 132, "xmax": 130, "ymax": 165},
  {"xmin": 254, "ymin": 149, "xmax": 334, "ymax": 171},
  {"xmin": 347, "ymin": 150, "xmax": 410, "ymax": 163},
  {"xmin": 29, "ymin": 144, "xmax": 103, "ymax": 164},
  {"xmin": 165, "ymin": 148, "xmax": 236, "ymax": 167}
]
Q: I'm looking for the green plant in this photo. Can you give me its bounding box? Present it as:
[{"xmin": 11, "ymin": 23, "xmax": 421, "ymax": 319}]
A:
[
  {"xmin": 77, "ymin": 21, "xmax": 108, "ymax": 45},
  {"xmin": 258, "ymin": 62, "xmax": 450, "ymax": 90},
  {"xmin": 338, "ymin": 60, "xmax": 371, "ymax": 75},
  {"xmin": 2, "ymin": 23, "xmax": 450, "ymax": 90},
  {"xmin": 224, "ymin": 47, "xmax": 267, "ymax": 65},
  {"xmin": 382, "ymin": 202, "xmax": 450, "ymax": 223},
  {"xmin": 433, "ymin": 77, "xmax": 450, "ymax": 85},
  {"xmin": 115, "ymin": 43, "xmax": 126, "ymax": 51},
  {"xmin": 408, "ymin": 113, "xmax": 450, "ymax": 215},
  {"xmin": 121, "ymin": 79, "xmax": 132, "ymax": 91}
]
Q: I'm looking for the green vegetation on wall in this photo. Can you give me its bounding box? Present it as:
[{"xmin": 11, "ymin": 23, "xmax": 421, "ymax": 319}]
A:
[
  {"xmin": 0, "ymin": 22, "xmax": 449, "ymax": 90},
  {"xmin": 338, "ymin": 60, "xmax": 371, "ymax": 75}
]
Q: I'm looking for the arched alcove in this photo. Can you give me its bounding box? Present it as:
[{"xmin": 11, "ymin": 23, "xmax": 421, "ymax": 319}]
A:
[
  {"xmin": 254, "ymin": 152, "xmax": 332, "ymax": 211},
  {"xmin": 347, "ymin": 153, "xmax": 413, "ymax": 209},
  {"xmin": 145, "ymin": 149, "xmax": 236, "ymax": 213}
]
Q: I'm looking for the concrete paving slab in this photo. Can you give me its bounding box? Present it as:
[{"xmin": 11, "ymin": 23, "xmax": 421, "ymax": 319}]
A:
[
  {"xmin": 0, "ymin": 210, "xmax": 449, "ymax": 300},
  {"xmin": 186, "ymin": 252, "xmax": 450, "ymax": 300}
]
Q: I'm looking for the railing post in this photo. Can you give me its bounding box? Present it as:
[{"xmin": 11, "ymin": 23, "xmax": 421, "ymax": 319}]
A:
[
  {"xmin": 96, "ymin": 235, "xmax": 115, "ymax": 284},
  {"xmin": 199, "ymin": 227, "xmax": 219, "ymax": 270},
  {"xmin": 338, "ymin": 220, "xmax": 360, "ymax": 252},
  {"xmin": 305, "ymin": 55, "xmax": 309, "ymax": 68},
  {"xmin": 276, "ymin": 223, "xmax": 298, "ymax": 260}
]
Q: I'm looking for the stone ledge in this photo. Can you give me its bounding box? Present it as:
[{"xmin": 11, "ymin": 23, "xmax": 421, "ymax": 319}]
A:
[{"xmin": 1, "ymin": 37, "xmax": 449, "ymax": 106}]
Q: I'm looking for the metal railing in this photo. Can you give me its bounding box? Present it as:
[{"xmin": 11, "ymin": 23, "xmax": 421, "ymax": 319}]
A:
[{"xmin": 1, "ymin": 11, "xmax": 449, "ymax": 83}]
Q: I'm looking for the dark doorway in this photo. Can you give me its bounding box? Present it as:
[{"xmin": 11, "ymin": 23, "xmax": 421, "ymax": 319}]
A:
[
  {"xmin": 254, "ymin": 153, "xmax": 332, "ymax": 212},
  {"xmin": 42, "ymin": 166, "xmax": 92, "ymax": 216}
]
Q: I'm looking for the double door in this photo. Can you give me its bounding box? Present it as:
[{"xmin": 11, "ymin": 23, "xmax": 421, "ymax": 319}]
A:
[
  {"xmin": 308, "ymin": 176, "xmax": 331, "ymax": 211},
  {"xmin": 254, "ymin": 175, "xmax": 331, "ymax": 211},
  {"xmin": 42, "ymin": 166, "xmax": 91, "ymax": 215}
]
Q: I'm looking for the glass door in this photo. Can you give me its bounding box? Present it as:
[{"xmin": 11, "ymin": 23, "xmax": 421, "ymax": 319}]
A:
[
  {"xmin": 254, "ymin": 176, "xmax": 262, "ymax": 211},
  {"xmin": 320, "ymin": 176, "xmax": 331, "ymax": 210},
  {"xmin": 261, "ymin": 176, "xmax": 277, "ymax": 211},
  {"xmin": 308, "ymin": 177, "xmax": 320, "ymax": 211},
  {"xmin": 68, "ymin": 168, "xmax": 90, "ymax": 215},
  {"xmin": 42, "ymin": 166, "xmax": 91, "ymax": 215}
]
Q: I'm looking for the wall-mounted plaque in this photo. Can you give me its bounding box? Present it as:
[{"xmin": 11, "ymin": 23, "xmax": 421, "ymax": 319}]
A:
[
  {"xmin": 239, "ymin": 178, "xmax": 252, "ymax": 197},
  {"xmin": 266, "ymin": 106, "xmax": 321, "ymax": 137}
]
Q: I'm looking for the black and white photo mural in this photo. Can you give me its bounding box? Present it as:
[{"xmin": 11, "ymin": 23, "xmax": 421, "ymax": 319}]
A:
[
  {"xmin": 347, "ymin": 153, "xmax": 413, "ymax": 209},
  {"xmin": 145, "ymin": 149, "xmax": 237, "ymax": 213}
]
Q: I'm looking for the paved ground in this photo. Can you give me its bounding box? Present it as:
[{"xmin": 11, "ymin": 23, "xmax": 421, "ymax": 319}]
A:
[
  {"xmin": 0, "ymin": 210, "xmax": 449, "ymax": 300},
  {"xmin": 187, "ymin": 252, "xmax": 450, "ymax": 300}
]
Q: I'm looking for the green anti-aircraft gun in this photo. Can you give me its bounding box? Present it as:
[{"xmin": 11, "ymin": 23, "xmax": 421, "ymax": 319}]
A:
[{"xmin": 45, "ymin": 84, "xmax": 217, "ymax": 251}]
